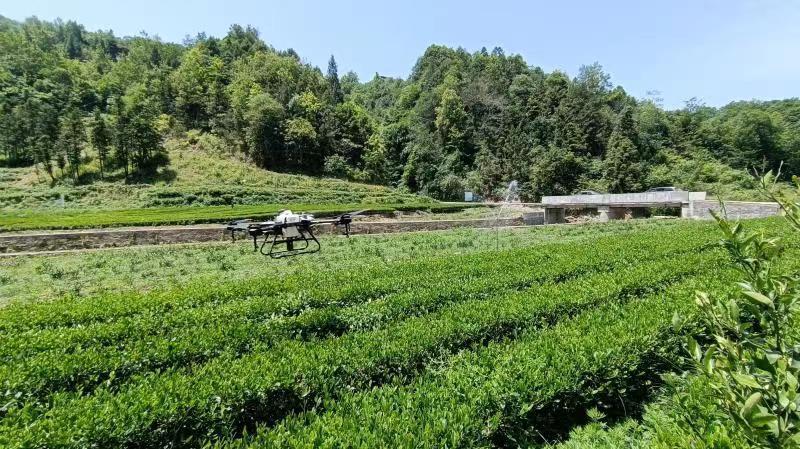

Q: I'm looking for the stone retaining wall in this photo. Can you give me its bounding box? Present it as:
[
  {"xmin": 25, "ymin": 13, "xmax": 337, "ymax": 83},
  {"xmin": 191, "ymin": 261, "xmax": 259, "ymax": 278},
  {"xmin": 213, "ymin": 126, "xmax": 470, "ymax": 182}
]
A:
[
  {"xmin": 0, "ymin": 217, "xmax": 525, "ymax": 254},
  {"xmin": 688, "ymin": 200, "xmax": 781, "ymax": 220}
]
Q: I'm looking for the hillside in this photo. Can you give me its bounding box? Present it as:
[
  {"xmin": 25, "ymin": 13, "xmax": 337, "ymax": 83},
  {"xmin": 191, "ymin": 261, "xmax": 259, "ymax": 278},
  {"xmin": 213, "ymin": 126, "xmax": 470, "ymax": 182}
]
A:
[
  {"xmin": 0, "ymin": 132, "xmax": 431, "ymax": 211},
  {"xmin": 1, "ymin": 16, "xmax": 798, "ymax": 208}
]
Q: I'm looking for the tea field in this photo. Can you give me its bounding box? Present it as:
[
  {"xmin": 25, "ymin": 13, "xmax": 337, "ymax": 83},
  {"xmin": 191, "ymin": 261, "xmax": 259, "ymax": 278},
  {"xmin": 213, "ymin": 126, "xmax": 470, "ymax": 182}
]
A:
[
  {"xmin": 0, "ymin": 218, "xmax": 796, "ymax": 448},
  {"xmin": 1, "ymin": 219, "xmax": 696, "ymax": 305},
  {"xmin": 0, "ymin": 202, "xmax": 465, "ymax": 232}
]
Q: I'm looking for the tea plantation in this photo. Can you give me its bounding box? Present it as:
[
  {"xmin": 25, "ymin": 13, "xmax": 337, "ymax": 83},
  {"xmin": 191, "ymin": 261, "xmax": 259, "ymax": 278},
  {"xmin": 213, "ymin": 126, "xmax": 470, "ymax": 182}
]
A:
[{"xmin": 0, "ymin": 218, "xmax": 796, "ymax": 448}]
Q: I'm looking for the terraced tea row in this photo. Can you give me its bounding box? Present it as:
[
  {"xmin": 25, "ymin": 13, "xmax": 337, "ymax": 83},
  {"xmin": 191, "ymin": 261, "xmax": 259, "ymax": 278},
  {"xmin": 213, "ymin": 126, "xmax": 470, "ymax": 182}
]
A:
[
  {"xmin": 0, "ymin": 225, "xmax": 716, "ymax": 403},
  {"xmin": 0, "ymin": 249, "xmax": 714, "ymax": 448},
  {"xmin": 0, "ymin": 238, "xmax": 711, "ymax": 404},
  {"xmin": 216, "ymin": 268, "xmax": 741, "ymax": 448},
  {"xmin": 0, "ymin": 222, "xmax": 713, "ymax": 338},
  {"xmin": 219, "ymin": 239, "xmax": 800, "ymax": 449}
]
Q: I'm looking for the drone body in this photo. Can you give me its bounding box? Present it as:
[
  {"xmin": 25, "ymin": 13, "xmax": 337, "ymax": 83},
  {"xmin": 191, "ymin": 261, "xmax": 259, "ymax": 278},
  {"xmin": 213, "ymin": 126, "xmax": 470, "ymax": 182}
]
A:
[{"xmin": 226, "ymin": 210, "xmax": 354, "ymax": 258}]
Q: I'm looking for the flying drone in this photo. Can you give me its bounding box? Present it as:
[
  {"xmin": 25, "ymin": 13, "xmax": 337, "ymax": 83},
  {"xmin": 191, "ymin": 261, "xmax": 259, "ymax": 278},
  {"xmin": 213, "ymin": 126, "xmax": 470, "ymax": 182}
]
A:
[{"xmin": 226, "ymin": 210, "xmax": 358, "ymax": 258}]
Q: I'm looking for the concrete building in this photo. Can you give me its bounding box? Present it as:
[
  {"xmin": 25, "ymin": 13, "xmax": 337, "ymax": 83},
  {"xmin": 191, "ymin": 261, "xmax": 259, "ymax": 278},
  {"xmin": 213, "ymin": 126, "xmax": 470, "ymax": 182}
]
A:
[{"xmin": 541, "ymin": 191, "xmax": 780, "ymax": 224}]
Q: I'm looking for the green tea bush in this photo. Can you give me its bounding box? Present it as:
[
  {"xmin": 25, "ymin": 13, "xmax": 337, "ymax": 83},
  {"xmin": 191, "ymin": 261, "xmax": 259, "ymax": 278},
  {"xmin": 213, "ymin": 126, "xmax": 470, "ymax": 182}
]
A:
[
  {"xmin": 1, "ymin": 218, "xmax": 797, "ymax": 448},
  {"xmin": 684, "ymin": 173, "xmax": 800, "ymax": 447},
  {"xmin": 0, "ymin": 243, "xmax": 721, "ymax": 447},
  {"xmin": 0, "ymin": 233, "xmax": 710, "ymax": 404}
]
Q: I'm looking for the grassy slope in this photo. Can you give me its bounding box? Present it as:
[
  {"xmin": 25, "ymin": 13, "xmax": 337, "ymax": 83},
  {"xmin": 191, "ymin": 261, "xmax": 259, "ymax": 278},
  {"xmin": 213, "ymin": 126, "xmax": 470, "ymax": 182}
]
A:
[{"xmin": 0, "ymin": 135, "xmax": 437, "ymax": 230}]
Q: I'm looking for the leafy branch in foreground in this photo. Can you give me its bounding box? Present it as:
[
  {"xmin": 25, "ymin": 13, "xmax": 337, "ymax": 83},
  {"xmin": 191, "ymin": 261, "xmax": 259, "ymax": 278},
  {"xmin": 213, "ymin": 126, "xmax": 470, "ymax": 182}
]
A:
[
  {"xmin": 686, "ymin": 172, "xmax": 800, "ymax": 448},
  {"xmin": 761, "ymin": 169, "xmax": 800, "ymax": 232}
]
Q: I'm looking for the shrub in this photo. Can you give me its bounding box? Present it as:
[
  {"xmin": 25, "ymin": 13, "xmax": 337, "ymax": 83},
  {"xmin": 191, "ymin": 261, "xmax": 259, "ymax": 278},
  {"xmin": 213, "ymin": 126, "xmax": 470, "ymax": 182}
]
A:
[{"xmin": 684, "ymin": 172, "xmax": 800, "ymax": 447}]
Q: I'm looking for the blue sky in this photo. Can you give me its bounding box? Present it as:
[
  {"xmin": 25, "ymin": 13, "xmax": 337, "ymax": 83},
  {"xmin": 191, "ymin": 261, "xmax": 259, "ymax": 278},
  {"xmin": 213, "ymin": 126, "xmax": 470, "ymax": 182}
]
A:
[{"xmin": 3, "ymin": 0, "xmax": 798, "ymax": 109}]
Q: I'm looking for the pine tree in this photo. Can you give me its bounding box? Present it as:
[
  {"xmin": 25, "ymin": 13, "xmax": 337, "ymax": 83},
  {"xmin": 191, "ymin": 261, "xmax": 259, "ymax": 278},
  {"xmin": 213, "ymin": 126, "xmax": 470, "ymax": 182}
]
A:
[
  {"xmin": 56, "ymin": 108, "xmax": 85, "ymax": 183},
  {"xmin": 63, "ymin": 21, "xmax": 84, "ymax": 59},
  {"xmin": 112, "ymin": 98, "xmax": 130, "ymax": 180},
  {"xmin": 327, "ymin": 55, "xmax": 343, "ymax": 104},
  {"xmin": 604, "ymin": 106, "xmax": 645, "ymax": 193},
  {"xmin": 90, "ymin": 110, "xmax": 111, "ymax": 179}
]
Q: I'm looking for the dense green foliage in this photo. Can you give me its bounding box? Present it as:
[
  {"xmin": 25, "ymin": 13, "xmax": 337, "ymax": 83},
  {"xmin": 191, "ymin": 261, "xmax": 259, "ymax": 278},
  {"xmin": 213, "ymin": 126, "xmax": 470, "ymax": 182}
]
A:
[
  {"xmin": 1, "ymin": 15, "xmax": 798, "ymax": 202},
  {"xmin": 682, "ymin": 175, "xmax": 800, "ymax": 447},
  {"xmin": 0, "ymin": 218, "xmax": 798, "ymax": 448}
]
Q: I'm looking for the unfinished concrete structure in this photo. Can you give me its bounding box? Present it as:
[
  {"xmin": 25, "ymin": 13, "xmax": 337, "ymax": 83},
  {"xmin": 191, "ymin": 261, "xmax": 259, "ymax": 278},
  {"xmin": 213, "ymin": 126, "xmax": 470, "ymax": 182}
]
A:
[{"xmin": 541, "ymin": 191, "xmax": 780, "ymax": 224}]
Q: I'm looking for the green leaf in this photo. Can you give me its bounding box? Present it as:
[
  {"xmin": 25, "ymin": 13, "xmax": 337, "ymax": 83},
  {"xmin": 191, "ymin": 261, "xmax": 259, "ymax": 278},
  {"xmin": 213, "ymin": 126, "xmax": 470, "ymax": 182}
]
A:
[
  {"xmin": 754, "ymin": 354, "xmax": 777, "ymax": 375},
  {"xmin": 749, "ymin": 408, "xmax": 778, "ymax": 429},
  {"xmin": 788, "ymin": 371, "xmax": 798, "ymax": 391},
  {"xmin": 702, "ymin": 347, "xmax": 716, "ymax": 375},
  {"xmin": 766, "ymin": 351, "xmax": 782, "ymax": 365},
  {"xmin": 671, "ymin": 312, "xmax": 681, "ymax": 331},
  {"xmin": 727, "ymin": 298, "xmax": 740, "ymax": 322},
  {"xmin": 741, "ymin": 392, "xmax": 762, "ymax": 418},
  {"xmin": 732, "ymin": 373, "xmax": 762, "ymax": 389},
  {"xmin": 742, "ymin": 290, "xmax": 774, "ymax": 308},
  {"xmin": 687, "ymin": 337, "xmax": 702, "ymax": 361}
]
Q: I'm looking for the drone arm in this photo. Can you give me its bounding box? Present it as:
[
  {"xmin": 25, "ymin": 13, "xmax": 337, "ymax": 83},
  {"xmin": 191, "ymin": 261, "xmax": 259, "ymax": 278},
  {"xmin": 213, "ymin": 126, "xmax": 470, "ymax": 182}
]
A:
[
  {"xmin": 310, "ymin": 218, "xmax": 339, "ymax": 225},
  {"xmin": 312, "ymin": 215, "xmax": 353, "ymax": 236}
]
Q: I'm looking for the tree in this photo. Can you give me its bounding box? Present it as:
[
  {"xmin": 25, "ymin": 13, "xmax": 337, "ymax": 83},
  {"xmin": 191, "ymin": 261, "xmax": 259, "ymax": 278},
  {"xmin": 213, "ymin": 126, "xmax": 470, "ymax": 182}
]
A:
[
  {"xmin": 244, "ymin": 90, "xmax": 284, "ymax": 168},
  {"xmin": 121, "ymin": 86, "xmax": 161, "ymax": 174},
  {"xmin": 56, "ymin": 108, "xmax": 85, "ymax": 182},
  {"xmin": 729, "ymin": 109, "xmax": 781, "ymax": 171},
  {"xmin": 434, "ymin": 83, "xmax": 470, "ymax": 166},
  {"xmin": 90, "ymin": 110, "xmax": 111, "ymax": 179},
  {"xmin": 381, "ymin": 119, "xmax": 413, "ymax": 186},
  {"xmin": 112, "ymin": 98, "xmax": 131, "ymax": 180},
  {"xmin": 604, "ymin": 106, "xmax": 646, "ymax": 193},
  {"xmin": 62, "ymin": 20, "xmax": 85, "ymax": 59},
  {"xmin": 329, "ymin": 101, "xmax": 373, "ymax": 166},
  {"xmin": 111, "ymin": 86, "xmax": 162, "ymax": 180},
  {"xmin": 362, "ymin": 131, "xmax": 389, "ymax": 183},
  {"xmin": 327, "ymin": 55, "xmax": 343, "ymax": 105},
  {"xmin": 402, "ymin": 134, "xmax": 441, "ymax": 194},
  {"xmin": 219, "ymin": 24, "xmax": 266, "ymax": 62},
  {"xmin": 323, "ymin": 154, "xmax": 350, "ymax": 179},
  {"xmin": 283, "ymin": 117, "xmax": 317, "ymax": 170},
  {"xmin": 29, "ymin": 98, "xmax": 59, "ymax": 182},
  {"xmin": 172, "ymin": 46, "xmax": 226, "ymax": 130},
  {"xmin": 529, "ymin": 146, "xmax": 583, "ymax": 198}
]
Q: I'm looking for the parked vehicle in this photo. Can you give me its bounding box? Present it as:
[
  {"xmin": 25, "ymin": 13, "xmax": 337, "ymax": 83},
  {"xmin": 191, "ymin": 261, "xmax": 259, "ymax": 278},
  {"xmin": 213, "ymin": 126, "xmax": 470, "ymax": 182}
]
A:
[
  {"xmin": 645, "ymin": 186, "xmax": 678, "ymax": 192},
  {"xmin": 576, "ymin": 190, "xmax": 601, "ymax": 195}
]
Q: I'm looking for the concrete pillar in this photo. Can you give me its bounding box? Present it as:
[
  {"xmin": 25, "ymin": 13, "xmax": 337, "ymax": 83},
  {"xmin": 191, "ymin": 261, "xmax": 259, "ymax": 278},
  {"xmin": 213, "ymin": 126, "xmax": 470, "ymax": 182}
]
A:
[
  {"xmin": 597, "ymin": 206, "xmax": 610, "ymax": 222},
  {"xmin": 598, "ymin": 206, "xmax": 627, "ymax": 222},
  {"xmin": 681, "ymin": 203, "xmax": 691, "ymax": 219},
  {"xmin": 544, "ymin": 208, "xmax": 565, "ymax": 224}
]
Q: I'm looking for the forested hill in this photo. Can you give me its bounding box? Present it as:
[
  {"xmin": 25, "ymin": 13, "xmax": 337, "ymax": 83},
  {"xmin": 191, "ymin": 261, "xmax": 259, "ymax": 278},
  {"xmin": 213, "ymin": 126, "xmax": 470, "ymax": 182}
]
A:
[{"xmin": 1, "ymin": 16, "xmax": 799, "ymax": 201}]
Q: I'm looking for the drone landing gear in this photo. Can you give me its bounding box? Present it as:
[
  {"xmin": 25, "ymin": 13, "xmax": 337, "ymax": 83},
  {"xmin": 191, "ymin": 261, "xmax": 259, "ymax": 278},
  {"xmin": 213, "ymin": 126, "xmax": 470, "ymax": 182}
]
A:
[{"xmin": 260, "ymin": 228, "xmax": 321, "ymax": 258}]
